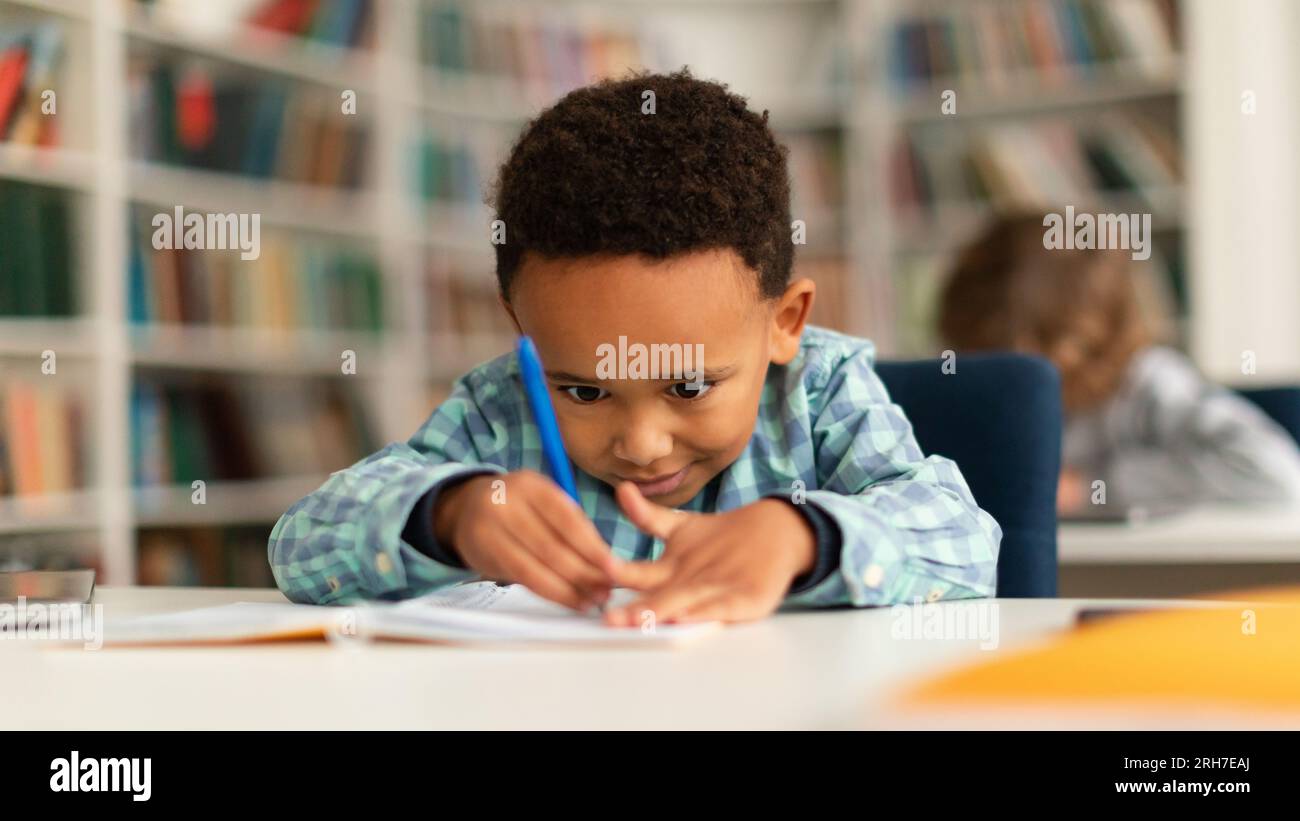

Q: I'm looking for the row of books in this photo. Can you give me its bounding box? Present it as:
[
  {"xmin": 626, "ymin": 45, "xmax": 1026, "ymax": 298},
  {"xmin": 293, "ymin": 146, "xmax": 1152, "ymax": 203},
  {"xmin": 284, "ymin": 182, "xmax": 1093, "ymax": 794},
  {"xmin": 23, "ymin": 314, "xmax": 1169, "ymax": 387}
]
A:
[
  {"xmin": 415, "ymin": 130, "xmax": 484, "ymax": 206},
  {"xmin": 0, "ymin": 180, "xmax": 75, "ymax": 317},
  {"xmin": 430, "ymin": 267, "xmax": 514, "ymax": 342},
  {"xmin": 138, "ymin": 525, "xmax": 275, "ymax": 587},
  {"xmin": 888, "ymin": 0, "xmax": 1179, "ymax": 88},
  {"xmin": 131, "ymin": 0, "xmax": 374, "ymax": 52},
  {"xmin": 245, "ymin": 0, "xmax": 374, "ymax": 50},
  {"xmin": 0, "ymin": 379, "xmax": 86, "ymax": 497},
  {"xmin": 131, "ymin": 377, "xmax": 375, "ymax": 487},
  {"xmin": 0, "ymin": 21, "xmax": 61, "ymax": 146},
  {"xmin": 890, "ymin": 112, "xmax": 1180, "ymax": 213},
  {"xmin": 420, "ymin": 2, "xmax": 666, "ymax": 101},
  {"xmin": 128, "ymin": 218, "xmax": 384, "ymax": 331},
  {"xmin": 127, "ymin": 56, "xmax": 369, "ymax": 188}
]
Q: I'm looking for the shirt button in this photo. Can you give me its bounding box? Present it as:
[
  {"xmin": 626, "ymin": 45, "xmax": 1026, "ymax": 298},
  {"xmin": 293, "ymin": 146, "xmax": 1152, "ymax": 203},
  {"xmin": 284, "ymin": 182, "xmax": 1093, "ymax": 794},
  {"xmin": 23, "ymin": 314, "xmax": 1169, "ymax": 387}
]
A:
[
  {"xmin": 375, "ymin": 554, "xmax": 393, "ymax": 574},
  {"xmin": 862, "ymin": 564, "xmax": 884, "ymax": 588},
  {"xmin": 327, "ymin": 576, "xmax": 341, "ymax": 592},
  {"xmin": 926, "ymin": 587, "xmax": 943, "ymax": 603}
]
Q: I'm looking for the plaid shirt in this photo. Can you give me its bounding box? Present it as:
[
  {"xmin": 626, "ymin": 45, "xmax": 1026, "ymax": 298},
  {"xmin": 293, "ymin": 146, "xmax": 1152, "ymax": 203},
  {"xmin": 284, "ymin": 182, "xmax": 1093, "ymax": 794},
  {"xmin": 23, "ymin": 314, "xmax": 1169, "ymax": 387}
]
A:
[{"xmin": 269, "ymin": 326, "xmax": 1001, "ymax": 607}]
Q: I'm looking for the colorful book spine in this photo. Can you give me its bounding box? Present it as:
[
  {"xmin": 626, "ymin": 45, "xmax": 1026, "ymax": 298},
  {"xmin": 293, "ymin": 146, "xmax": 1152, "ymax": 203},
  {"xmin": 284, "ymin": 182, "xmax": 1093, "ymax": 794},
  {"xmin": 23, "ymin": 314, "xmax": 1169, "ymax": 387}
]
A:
[
  {"xmin": 130, "ymin": 58, "xmax": 369, "ymax": 189},
  {"xmin": 0, "ymin": 181, "xmax": 76, "ymax": 317},
  {"xmin": 130, "ymin": 378, "xmax": 376, "ymax": 486},
  {"xmin": 419, "ymin": 2, "xmax": 660, "ymax": 98},
  {"xmin": 127, "ymin": 214, "xmax": 384, "ymax": 332},
  {"xmin": 0, "ymin": 380, "xmax": 86, "ymax": 497},
  {"xmin": 891, "ymin": 113, "xmax": 1179, "ymax": 213},
  {"xmin": 887, "ymin": 0, "xmax": 1179, "ymax": 89},
  {"xmin": 415, "ymin": 131, "xmax": 482, "ymax": 206},
  {"xmin": 246, "ymin": 0, "xmax": 372, "ymax": 49}
]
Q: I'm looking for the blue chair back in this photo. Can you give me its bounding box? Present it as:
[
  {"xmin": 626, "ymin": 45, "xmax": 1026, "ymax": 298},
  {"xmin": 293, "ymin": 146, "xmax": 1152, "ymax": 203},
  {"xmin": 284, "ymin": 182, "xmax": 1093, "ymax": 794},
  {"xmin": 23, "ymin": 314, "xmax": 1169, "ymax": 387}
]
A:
[
  {"xmin": 875, "ymin": 353, "xmax": 1061, "ymax": 597},
  {"xmin": 1238, "ymin": 387, "xmax": 1300, "ymax": 446}
]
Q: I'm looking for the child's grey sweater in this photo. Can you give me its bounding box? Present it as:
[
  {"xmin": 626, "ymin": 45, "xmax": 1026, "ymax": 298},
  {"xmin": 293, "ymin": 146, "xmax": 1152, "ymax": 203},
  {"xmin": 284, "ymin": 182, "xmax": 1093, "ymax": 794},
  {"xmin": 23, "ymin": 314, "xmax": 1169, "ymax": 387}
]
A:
[{"xmin": 1064, "ymin": 346, "xmax": 1300, "ymax": 506}]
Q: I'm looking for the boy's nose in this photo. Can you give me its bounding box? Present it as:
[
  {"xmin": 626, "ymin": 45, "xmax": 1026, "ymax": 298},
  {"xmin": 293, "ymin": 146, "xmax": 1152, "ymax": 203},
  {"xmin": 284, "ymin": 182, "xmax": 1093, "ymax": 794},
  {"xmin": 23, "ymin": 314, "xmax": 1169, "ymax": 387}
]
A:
[{"xmin": 611, "ymin": 419, "xmax": 674, "ymax": 467}]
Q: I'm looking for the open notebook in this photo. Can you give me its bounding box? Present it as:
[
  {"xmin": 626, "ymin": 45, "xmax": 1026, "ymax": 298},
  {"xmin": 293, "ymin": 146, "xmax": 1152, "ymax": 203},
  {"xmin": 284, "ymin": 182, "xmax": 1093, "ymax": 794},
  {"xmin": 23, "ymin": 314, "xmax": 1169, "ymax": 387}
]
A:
[{"xmin": 100, "ymin": 582, "xmax": 719, "ymax": 647}]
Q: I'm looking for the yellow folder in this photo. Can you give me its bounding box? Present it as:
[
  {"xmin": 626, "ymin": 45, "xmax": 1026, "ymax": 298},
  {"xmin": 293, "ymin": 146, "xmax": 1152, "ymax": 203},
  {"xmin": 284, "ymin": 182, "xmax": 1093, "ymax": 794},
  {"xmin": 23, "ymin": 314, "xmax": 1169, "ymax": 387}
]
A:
[{"xmin": 901, "ymin": 587, "xmax": 1300, "ymax": 715}]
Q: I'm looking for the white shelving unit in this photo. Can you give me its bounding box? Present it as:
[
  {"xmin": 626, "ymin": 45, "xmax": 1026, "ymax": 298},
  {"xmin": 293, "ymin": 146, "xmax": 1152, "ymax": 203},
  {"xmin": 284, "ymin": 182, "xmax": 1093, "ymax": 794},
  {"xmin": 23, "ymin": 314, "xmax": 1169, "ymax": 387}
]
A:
[{"xmin": 0, "ymin": 0, "xmax": 443, "ymax": 581}]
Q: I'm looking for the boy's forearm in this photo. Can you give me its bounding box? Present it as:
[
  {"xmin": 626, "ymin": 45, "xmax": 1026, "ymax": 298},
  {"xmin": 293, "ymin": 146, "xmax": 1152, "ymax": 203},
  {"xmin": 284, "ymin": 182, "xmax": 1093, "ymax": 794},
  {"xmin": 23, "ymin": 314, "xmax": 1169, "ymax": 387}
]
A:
[
  {"xmin": 784, "ymin": 480, "xmax": 1001, "ymax": 608},
  {"xmin": 268, "ymin": 444, "xmax": 493, "ymax": 604}
]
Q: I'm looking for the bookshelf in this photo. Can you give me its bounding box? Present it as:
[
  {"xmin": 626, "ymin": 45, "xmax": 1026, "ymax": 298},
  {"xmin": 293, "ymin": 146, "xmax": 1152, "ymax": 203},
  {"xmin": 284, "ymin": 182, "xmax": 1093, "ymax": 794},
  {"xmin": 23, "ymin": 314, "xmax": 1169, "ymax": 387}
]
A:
[
  {"xmin": 0, "ymin": 0, "xmax": 1289, "ymax": 584},
  {"xmin": 851, "ymin": 0, "xmax": 1190, "ymax": 355},
  {"xmin": 0, "ymin": 0, "xmax": 415, "ymax": 583}
]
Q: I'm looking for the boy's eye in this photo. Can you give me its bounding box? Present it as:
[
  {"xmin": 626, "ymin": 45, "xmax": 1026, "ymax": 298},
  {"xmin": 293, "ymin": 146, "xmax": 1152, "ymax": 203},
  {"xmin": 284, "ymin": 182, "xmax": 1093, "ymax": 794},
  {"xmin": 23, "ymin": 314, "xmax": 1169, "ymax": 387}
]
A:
[
  {"xmin": 560, "ymin": 385, "xmax": 608, "ymax": 404},
  {"xmin": 669, "ymin": 381, "xmax": 714, "ymax": 400}
]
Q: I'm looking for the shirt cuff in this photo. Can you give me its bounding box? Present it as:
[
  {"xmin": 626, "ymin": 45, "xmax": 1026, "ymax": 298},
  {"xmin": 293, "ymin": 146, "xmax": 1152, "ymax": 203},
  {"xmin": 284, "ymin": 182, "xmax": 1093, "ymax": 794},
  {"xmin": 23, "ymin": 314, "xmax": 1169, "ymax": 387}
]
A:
[
  {"xmin": 401, "ymin": 471, "xmax": 495, "ymax": 568},
  {"xmin": 771, "ymin": 497, "xmax": 842, "ymax": 595}
]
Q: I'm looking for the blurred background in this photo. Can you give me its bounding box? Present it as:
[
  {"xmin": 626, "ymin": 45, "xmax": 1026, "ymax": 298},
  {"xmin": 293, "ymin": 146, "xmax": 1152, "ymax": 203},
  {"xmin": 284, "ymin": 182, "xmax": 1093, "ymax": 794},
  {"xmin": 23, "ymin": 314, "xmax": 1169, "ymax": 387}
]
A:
[{"xmin": 0, "ymin": 0, "xmax": 1295, "ymax": 591}]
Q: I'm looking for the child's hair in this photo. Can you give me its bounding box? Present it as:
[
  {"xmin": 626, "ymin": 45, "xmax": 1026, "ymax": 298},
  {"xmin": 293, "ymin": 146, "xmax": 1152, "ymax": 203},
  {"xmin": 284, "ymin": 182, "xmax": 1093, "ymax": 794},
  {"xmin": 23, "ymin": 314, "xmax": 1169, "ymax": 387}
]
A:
[
  {"xmin": 938, "ymin": 212, "xmax": 1151, "ymax": 413},
  {"xmin": 489, "ymin": 69, "xmax": 793, "ymax": 300}
]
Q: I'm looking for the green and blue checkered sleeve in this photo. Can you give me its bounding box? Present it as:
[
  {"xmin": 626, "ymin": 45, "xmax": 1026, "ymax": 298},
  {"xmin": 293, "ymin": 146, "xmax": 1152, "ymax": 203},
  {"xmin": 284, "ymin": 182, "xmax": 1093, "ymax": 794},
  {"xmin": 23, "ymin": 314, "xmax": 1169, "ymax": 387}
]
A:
[
  {"xmin": 268, "ymin": 360, "xmax": 515, "ymax": 604},
  {"xmin": 785, "ymin": 343, "xmax": 1002, "ymax": 608}
]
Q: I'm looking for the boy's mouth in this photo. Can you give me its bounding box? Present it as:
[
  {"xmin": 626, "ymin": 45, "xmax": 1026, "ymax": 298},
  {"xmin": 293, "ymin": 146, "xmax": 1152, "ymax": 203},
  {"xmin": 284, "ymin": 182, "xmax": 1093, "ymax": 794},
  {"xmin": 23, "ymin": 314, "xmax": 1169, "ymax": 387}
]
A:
[{"xmin": 619, "ymin": 466, "xmax": 690, "ymax": 497}]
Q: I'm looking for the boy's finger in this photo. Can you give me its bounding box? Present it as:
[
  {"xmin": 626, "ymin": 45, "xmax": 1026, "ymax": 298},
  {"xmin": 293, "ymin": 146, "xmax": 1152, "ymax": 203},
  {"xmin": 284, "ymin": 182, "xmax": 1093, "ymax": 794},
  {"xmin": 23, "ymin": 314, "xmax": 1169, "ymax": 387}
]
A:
[
  {"xmin": 506, "ymin": 504, "xmax": 612, "ymax": 596},
  {"xmin": 674, "ymin": 594, "xmax": 742, "ymax": 624},
  {"xmin": 609, "ymin": 558, "xmax": 675, "ymax": 590},
  {"xmin": 616, "ymin": 481, "xmax": 691, "ymax": 540},
  {"xmin": 609, "ymin": 582, "xmax": 722, "ymax": 626},
  {"xmin": 530, "ymin": 489, "xmax": 618, "ymax": 577},
  {"xmin": 525, "ymin": 535, "xmax": 612, "ymax": 600},
  {"xmin": 498, "ymin": 539, "xmax": 595, "ymax": 612}
]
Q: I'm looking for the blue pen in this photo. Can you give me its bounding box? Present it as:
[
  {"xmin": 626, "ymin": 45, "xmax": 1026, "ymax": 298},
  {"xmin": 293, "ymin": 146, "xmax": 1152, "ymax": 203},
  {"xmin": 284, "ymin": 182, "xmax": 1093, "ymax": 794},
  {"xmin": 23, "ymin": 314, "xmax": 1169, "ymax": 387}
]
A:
[{"xmin": 516, "ymin": 336, "xmax": 581, "ymax": 503}]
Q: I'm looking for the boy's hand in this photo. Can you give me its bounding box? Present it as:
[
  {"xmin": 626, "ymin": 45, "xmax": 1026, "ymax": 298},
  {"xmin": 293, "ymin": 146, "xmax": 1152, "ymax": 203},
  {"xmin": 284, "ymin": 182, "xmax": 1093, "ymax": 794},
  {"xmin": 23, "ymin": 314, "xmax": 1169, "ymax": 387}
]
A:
[
  {"xmin": 604, "ymin": 482, "xmax": 816, "ymax": 626},
  {"xmin": 433, "ymin": 471, "xmax": 617, "ymax": 611}
]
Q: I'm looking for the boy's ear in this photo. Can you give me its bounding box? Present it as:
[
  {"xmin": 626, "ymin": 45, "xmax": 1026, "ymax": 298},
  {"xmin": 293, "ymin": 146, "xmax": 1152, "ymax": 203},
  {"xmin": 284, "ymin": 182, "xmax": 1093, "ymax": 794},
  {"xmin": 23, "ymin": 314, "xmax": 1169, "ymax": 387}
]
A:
[{"xmin": 768, "ymin": 278, "xmax": 815, "ymax": 365}]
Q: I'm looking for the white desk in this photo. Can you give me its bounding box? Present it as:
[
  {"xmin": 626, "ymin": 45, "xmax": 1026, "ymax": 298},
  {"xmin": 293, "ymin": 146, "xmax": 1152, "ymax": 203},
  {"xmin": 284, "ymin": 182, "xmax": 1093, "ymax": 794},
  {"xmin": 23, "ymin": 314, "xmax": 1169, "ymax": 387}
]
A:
[
  {"xmin": 1059, "ymin": 504, "xmax": 1300, "ymax": 564},
  {"xmin": 1057, "ymin": 504, "xmax": 1300, "ymax": 597},
  {"xmin": 3, "ymin": 586, "xmax": 1285, "ymax": 730}
]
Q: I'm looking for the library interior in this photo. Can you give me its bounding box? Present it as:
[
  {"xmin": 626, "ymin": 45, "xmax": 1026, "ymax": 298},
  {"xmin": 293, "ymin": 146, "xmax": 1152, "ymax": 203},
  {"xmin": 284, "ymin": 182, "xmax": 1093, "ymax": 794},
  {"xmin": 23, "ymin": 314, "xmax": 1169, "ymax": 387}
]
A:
[{"xmin": 1, "ymin": 0, "xmax": 1298, "ymax": 603}]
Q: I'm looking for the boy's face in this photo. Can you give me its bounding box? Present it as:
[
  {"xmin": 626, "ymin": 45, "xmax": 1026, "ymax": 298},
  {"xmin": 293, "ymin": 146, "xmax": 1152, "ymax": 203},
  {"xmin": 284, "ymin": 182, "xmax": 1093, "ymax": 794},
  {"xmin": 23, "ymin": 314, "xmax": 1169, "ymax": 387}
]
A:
[{"xmin": 507, "ymin": 249, "xmax": 813, "ymax": 508}]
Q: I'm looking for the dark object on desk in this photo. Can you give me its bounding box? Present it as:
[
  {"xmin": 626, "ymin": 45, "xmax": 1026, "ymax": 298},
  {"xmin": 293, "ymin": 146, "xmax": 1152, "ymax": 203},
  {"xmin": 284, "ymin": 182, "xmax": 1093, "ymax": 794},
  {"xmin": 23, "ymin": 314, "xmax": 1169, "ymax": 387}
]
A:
[
  {"xmin": 1238, "ymin": 387, "xmax": 1300, "ymax": 447},
  {"xmin": 0, "ymin": 569, "xmax": 96, "ymax": 604},
  {"xmin": 1074, "ymin": 606, "xmax": 1161, "ymax": 626},
  {"xmin": 876, "ymin": 354, "xmax": 1061, "ymax": 598}
]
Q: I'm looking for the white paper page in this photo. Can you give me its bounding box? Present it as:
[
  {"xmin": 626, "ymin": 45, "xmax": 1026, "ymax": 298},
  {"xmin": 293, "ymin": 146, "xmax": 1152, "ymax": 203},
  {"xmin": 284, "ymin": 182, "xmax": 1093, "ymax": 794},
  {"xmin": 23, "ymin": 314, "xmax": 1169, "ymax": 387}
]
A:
[
  {"xmin": 99, "ymin": 584, "xmax": 719, "ymax": 646},
  {"xmin": 381, "ymin": 581, "xmax": 719, "ymax": 644}
]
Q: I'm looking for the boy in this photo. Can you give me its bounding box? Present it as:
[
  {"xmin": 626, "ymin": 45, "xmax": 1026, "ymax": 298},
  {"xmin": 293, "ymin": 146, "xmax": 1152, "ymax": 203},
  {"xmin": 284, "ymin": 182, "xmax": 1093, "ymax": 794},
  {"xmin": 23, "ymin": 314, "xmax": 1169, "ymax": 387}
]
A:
[{"xmin": 269, "ymin": 70, "xmax": 1001, "ymax": 624}]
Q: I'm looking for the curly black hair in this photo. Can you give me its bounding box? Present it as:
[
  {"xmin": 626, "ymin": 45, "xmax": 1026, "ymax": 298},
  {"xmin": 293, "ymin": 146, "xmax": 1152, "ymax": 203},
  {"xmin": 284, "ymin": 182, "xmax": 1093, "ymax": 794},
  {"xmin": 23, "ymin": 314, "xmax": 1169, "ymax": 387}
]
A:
[{"xmin": 489, "ymin": 69, "xmax": 793, "ymax": 300}]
